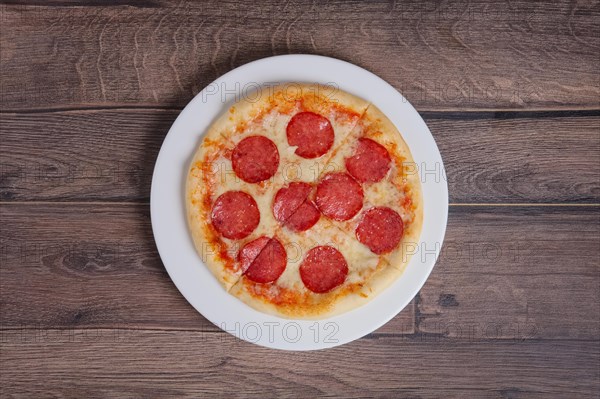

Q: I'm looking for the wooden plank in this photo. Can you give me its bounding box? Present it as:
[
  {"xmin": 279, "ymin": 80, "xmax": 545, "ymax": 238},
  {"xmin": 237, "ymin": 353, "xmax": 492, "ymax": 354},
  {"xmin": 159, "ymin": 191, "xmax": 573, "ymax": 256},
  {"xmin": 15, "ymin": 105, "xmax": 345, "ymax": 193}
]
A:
[
  {"xmin": 431, "ymin": 112, "xmax": 600, "ymax": 204},
  {"xmin": 0, "ymin": 110, "xmax": 169, "ymax": 201},
  {"xmin": 1, "ymin": 1, "xmax": 599, "ymax": 111},
  {"xmin": 0, "ymin": 203, "xmax": 414, "ymax": 334},
  {"xmin": 2, "ymin": 204, "xmax": 598, "ymax": 341},
  {"xmin": 1, "ymin": 110, "xmax": 599, "ymax": 203},
  {"xmin": 1, "ymin": 330, "xmax": 598, "ymax": 397},
  {"xmin": 417, "ymin": 206, "xmax": 600, "ymax": 340}
]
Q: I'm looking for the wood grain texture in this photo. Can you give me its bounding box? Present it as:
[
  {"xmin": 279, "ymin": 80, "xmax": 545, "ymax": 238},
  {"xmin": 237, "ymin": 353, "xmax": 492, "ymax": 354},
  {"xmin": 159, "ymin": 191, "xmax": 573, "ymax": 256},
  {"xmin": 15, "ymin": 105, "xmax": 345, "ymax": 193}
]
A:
[
  {"xmin": 2, "ymin": 110, "xmax": 599, "ymax": 203},
  {"xmin": 1, "ymin": 0, "xmax": 599, "ymax": 112},
  {"xmin": 1, "ymin": 330, "xmax": 598, "ymax": 398},
  {"xmin": 417, "ymin": 206, "xmax": 600, "ymax": 341},
  {"xmin": 0, "ymin": 110, "xmax": 169, "ymax": 201},
  {"xmin": 0, "ymin": 202, "xmax": 415, "ymax": 334},
  {"xmin": 431, "ymin": 112, "xmax": 600, "ymax": 204}
]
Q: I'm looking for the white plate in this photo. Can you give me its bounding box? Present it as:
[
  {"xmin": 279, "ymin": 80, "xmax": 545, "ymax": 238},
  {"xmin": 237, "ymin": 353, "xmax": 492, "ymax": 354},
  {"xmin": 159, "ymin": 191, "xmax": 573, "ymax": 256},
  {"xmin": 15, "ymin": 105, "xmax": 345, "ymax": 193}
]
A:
[{"xmin": 151, "ymin": 54, "xmax": 448, "ymax": 350}]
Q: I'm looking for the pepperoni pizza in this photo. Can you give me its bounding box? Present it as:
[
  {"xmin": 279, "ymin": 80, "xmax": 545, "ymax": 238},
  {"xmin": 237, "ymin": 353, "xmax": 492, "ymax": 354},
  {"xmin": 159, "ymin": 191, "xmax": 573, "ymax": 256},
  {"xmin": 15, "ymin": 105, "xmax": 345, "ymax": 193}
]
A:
[{"xmin": 186, "ymin": 84, "xmax": 422, "ymax": 318}]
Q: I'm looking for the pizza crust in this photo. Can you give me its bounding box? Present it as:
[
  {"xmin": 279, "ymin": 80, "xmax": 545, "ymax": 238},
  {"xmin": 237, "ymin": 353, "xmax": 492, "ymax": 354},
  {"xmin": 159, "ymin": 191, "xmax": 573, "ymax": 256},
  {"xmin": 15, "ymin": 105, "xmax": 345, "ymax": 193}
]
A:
[{"xmin": 186, "ymin": 84, "xmax": 423, "ymax": 318}]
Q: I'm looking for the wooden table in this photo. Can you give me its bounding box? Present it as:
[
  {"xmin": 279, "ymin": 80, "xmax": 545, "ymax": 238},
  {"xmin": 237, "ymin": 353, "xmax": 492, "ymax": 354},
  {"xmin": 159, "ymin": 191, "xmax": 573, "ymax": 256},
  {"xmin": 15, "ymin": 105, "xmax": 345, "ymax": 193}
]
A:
[{"xmin": 1, "ymin": 1, "xmax": 598, "ymax": 397}]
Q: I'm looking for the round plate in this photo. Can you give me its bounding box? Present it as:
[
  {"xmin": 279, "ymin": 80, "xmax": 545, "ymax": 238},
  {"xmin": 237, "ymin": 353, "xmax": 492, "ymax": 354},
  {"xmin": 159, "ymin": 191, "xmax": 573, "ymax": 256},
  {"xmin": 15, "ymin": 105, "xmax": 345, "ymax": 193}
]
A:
[{"xmin": 151, "ymin": 54, "xmax": 448, "ymax": 350}]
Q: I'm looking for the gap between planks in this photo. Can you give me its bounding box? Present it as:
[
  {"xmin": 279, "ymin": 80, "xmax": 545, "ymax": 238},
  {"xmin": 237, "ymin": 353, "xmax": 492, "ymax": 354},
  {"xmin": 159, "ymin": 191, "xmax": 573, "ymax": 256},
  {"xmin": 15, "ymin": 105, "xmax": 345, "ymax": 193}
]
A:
[
  {"xmin": 0, "ymin": 202, "xmax": 599, "ymax": 207},
  {"xmin": 1, "ymin": 106, "xmax": 599, "ymax": 115},
  {"xmin": 1, "ymin": 327, "xmax": 599, "ymax": 343}
]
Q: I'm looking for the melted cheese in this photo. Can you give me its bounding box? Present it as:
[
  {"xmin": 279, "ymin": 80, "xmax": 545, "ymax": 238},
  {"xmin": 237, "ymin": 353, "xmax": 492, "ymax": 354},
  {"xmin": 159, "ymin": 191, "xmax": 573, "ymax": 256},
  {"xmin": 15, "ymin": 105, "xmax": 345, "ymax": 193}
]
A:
[{"xmin": 188, "ymin": 85, "xmax": 422, "ymax": 318}]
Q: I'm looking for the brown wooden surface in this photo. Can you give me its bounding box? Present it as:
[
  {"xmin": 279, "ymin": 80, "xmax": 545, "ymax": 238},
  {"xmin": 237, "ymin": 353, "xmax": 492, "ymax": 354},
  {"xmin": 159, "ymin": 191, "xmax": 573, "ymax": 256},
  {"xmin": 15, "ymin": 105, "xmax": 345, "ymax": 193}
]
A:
[
  {"xmin": 1, "ymin": 331, "xmax": 598, "ymax": 398},
  {"xmin": 2, "ymin": 111, "xmax": 599, "ymax": 203},
  {"xmin": 1, "ymin": 0, "xmax": 599, "ymax": 397},
  {"xmin": 1, "ymin": 1, "xmax": 599, "ymax": 112}
]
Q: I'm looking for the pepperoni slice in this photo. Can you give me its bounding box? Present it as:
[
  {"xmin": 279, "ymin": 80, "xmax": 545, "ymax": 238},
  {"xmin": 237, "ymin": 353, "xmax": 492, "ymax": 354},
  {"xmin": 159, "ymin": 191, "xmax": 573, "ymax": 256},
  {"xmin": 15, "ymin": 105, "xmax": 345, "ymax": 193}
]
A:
[
  {"xmin": 211, "ymin": 191, "xmax": 260, "ymax": 239},
  {"xmin": 286, "ymin": 112, "xmax": 334, "ymax": 158},
  {"xmin": 238, "ymin": 236, "xmax": 270, "ymax": 273},
  {"xmin": 239, "ymin": 237, "xmax": 287, "ymax": 283},
  {"xmin": 315, "ymin": 173, "xmax": 364, "ymax": 221},
  {"xmin": 345, "ymin": 138, "xmax": 392, "ymax": 183},
  {"xmin": 356, "ymin": 207, "xmax": 404, "ymax": 254},
  {"xmin": 300, "ymin": 246, "xmax": 348, "ymax": 293},
  {"xmin": 272, "ymin": 182, "xmax": 320, "ymax": 231},
  {"xmin": 273, "ymin": 182, "xmax": 312, "ymax": 222},
  {"xmin": 232, "ymin": 136, "xmax": 279, "ymax": 183},
  {"xmin": 285, "ymin": 200, "xmax": 320, "ymax": 231}
]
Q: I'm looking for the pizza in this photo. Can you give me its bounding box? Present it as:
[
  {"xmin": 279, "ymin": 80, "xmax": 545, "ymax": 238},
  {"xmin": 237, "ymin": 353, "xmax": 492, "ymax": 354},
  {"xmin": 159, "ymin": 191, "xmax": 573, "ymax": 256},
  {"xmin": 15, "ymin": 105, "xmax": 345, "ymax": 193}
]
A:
[{"xmin": 186, "ymin": 83, "xmax": 422, "ymax": 319}]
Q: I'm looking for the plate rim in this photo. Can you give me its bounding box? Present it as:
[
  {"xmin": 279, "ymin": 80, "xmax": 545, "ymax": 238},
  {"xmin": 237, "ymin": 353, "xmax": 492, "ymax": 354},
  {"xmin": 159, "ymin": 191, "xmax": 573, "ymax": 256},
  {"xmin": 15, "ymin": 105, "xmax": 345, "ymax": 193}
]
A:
[{"xmin": 150, "ymin": 54, "xmax": 449, "ymax": 350}]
